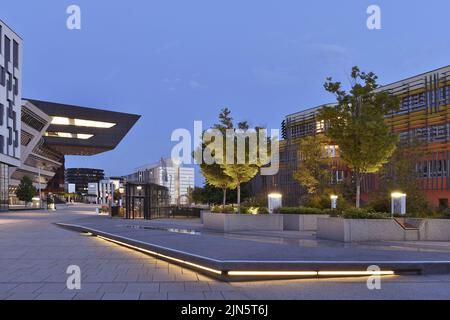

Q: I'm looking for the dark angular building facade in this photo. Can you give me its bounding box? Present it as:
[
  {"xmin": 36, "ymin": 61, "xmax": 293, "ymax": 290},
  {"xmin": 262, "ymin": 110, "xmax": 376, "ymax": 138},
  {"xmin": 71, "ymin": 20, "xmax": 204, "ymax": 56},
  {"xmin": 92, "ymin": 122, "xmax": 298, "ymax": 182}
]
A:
[
  {"xmin": 10, "ymin": 99, "xmax": 140, "ymax": 203},
  {"xmin": 65, "ymin": 168, "xmax": 105, "ymax": 195}
]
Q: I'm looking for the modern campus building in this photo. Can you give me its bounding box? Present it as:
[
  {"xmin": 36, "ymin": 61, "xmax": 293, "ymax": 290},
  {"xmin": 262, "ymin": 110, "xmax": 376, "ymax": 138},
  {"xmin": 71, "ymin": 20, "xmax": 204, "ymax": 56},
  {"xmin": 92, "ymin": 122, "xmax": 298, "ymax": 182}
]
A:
[
  {"xmin": 0, "ymin": 20, "xmax": 22, "ymax": 211},
  {"xmin": 8, "ymin": 100, "xmax": 140, "ymax": 206},
  {"xmin": 126, "ymin": 158, "xmax": 195, "ymax": 205},
  {"xmin": 7, "ymin": 99, "xmax": 140, "ymax": 206},
  {"xmin": 1, "ymin": 17, "xmax": 140, "ymax": 209},
  {"xmin": 65, "ymin": 168, "xmax": 105, "ymax": 195},
  {"xmin": 252, "ymin": 65, "xmax": 450, "ymax": 209}
]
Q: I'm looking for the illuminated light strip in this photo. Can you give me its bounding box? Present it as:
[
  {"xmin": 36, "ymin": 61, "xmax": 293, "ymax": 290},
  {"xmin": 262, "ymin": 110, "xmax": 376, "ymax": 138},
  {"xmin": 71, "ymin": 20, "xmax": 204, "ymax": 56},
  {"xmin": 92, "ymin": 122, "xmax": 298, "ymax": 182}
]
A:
[
  {"xmin": 227, "ymin": 271, "xmax": 318, "ymax": 276},
  {"xmin": 318, "ymin": 271, "xmax": 395, "ymax": 276},
  {"xmin": 228, "ymin": 270, "xmax": 395, "ymax": 277},
  {"xmin": 95, "ymin": 235, "xmax": 223, "ymax": 275},
  {"xmin": 51, "ymin": 117, "xmax": 116, "ymax": 129}
]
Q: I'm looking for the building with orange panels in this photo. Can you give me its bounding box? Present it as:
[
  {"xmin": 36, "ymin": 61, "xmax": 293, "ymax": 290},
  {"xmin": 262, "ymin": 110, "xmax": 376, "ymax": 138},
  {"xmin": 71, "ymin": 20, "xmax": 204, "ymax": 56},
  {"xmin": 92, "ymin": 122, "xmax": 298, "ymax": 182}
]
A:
[{"xmin": 250, "ymin": 66, "xmax": 450, "ymax": 209}]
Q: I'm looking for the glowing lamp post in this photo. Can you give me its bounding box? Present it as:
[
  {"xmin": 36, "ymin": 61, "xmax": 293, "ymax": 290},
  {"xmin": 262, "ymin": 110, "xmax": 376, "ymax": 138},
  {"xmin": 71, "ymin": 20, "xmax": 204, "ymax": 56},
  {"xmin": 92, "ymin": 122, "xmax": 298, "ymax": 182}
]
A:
[
  {"xmin": 268, "ymin": 193, "xmax": 282, "ymax": 214},
  {"xmin": 330, "ymin": 195, "xmax": 338, "ymax": 209},
  {"xmin": 391, "ymin": 192, "xmax": 407, "ymax": 217}
]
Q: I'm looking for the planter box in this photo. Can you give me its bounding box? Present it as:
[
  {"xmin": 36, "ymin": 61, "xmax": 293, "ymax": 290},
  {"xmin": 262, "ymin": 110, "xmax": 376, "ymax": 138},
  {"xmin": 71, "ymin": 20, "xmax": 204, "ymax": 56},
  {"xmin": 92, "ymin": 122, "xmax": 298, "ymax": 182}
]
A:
[
  {"xmin": 317, "ymin": 217, "xmax": 409, "ymax": 242},
  {"xmin": 282, "ymin": 214, "xmax": 330, "ymax": 231},
  {"xmin": 422, "ymin": 219, "xmax": 450, "ymax": 241},
  {"xmin": 202, "ymin": 212, "xmax": 283, "ymax": 232},
  {"xmin": 318, "ymin": 217, "xmax": 450, "ymax": 242}
]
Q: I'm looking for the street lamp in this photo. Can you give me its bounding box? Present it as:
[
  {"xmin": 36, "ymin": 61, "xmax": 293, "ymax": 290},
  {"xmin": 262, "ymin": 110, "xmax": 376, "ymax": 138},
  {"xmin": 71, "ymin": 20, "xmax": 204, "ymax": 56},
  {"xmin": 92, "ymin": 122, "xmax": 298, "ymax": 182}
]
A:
[
  {"xmin": 391, "ymin": 192, "xmax": 407, "ymax": 217},
  {"xmin": 38, "ymin": 166, "xmax": 42, "ymax": 209},
  {"xmin": 330, "ymin": 195, "xmax": 338, "ymax": 209}
]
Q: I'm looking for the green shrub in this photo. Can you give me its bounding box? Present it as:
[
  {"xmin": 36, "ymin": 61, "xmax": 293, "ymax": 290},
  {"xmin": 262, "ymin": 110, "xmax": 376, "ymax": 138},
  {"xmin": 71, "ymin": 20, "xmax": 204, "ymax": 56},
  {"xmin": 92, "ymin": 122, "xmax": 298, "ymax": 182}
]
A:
[
  {"xmin": 211, "ymin": 205, "xmax": 237, "ymax": 214},
  {"xmin": 340, "ymin": 208, "xmax": 389, "ymax": 219},
  {"xmin": 443, "ymin": 209, "xmax": 450, "ymax": 218},
  {"xmin": 258, "ymin": 207, "xmax": 269, "ymax": 214},
  {"xmin": 275, "ymin": 206, "xmax": 331, "ymax": 215},
  {"xmin": 240, "ymin": 206, "xmax": 269, "ymax": 214}
]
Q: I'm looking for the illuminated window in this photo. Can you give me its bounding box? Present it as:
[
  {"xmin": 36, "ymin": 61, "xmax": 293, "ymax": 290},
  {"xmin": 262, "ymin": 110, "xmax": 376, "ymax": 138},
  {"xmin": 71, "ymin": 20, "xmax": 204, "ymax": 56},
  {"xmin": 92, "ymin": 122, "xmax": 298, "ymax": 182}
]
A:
[
  {"xmin": 51, "ymin": 117, "xmax": 116, "ymax": 129},
  {"xmin": 316, "ymin": 120, "xmax": 325, "ymax": 133},
  {"xmin": 45, "ymin": 132, "xmax": 94, "ymax": 140},
  {"xmin": 325, "ymin": 145, "xmax": 339, "ymax": 158}
]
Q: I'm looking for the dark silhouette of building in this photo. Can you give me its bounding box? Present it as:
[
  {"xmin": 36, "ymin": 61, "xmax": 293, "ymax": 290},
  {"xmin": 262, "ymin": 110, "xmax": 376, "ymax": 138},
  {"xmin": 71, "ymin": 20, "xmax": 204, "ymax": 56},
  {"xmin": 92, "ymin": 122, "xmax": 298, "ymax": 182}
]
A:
[{"xmin": 65, "ymin": 168, "xmax": 105, "ymax": 195}]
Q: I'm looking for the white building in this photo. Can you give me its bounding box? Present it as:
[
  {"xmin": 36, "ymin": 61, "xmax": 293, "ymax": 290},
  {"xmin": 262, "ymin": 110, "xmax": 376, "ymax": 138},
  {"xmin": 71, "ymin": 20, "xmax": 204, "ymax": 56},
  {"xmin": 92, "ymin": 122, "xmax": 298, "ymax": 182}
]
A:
[
  {"xmin": 0, "ymin": 20, "xmax": 22, "ymax": 211},
  {"xmin": 127, "ymin": 158, "xmax": 195, "ymax": 205},
  {"xmin": 99, "ymin": 177, "xmax": 123, "ymax": 205},
  {"xmin": 87, "ymin": 182, "xmax": 99, "ymax": 204}
]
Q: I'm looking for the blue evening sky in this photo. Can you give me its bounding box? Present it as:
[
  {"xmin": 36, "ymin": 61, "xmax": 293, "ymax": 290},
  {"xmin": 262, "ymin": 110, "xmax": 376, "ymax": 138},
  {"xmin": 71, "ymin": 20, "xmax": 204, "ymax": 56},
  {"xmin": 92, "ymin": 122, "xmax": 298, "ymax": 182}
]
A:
[{"xmin": 2, "ymin": 0, "xmax": 450, "ymax": 185}]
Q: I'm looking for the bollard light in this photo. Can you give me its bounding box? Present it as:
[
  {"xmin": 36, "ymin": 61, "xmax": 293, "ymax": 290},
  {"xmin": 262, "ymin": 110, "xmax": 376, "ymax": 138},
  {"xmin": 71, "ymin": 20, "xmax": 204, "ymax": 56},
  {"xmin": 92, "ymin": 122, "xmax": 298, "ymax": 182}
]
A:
[
  {"xmin": 268, "ymin": 193, "xmax": 283, "ymax": 214},
  {"xmin": 391, "ymin": 192, "xmax": 407, "ymax": 216},
  {"xmin": 330, "ymin": 195, "xmax": 338, "ymax": 209}
]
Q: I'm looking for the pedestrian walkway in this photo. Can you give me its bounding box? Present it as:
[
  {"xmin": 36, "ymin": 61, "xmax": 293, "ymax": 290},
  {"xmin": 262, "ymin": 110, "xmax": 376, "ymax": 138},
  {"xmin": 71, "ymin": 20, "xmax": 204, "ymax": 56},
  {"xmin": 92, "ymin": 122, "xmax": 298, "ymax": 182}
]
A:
[
  {"xmin": 1, "ymin": 206, "xmax": 450, "ymax": 300},
  {"xmin": 57, "ymin": 213, "xmax": 450, "ymax": 280}
]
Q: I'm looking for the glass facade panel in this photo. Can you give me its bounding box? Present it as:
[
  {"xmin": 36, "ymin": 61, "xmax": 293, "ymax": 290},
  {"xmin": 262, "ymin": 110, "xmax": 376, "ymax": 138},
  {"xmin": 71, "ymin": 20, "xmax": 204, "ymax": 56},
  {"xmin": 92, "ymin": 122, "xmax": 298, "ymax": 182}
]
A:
[{"xmin": 0, "ymin": 163, "xmax": 9, "ymax": 211}]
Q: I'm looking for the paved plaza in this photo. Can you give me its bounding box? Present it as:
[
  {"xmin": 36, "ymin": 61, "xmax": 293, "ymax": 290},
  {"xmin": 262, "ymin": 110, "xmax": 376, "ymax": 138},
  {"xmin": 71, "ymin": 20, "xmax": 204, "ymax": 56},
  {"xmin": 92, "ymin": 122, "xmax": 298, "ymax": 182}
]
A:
[{"xmin": 1, "ymin": 205, "xmax": 450, "ymax": 300}]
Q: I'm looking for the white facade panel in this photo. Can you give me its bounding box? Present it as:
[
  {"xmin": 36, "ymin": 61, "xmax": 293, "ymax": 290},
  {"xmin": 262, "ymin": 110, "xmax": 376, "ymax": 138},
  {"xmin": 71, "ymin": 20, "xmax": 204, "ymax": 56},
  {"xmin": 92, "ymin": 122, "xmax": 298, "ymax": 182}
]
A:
[{"xmin": 0, "ymin": 20, "xmax": 22, "ymax": 168}]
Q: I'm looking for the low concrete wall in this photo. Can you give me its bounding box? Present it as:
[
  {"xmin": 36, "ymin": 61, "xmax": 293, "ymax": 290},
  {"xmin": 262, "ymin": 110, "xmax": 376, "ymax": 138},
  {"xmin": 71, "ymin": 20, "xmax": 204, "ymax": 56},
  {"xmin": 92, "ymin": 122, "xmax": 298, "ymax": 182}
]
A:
[
  {"xmin": 203, "ymin": 212, "xmax": 283, "ymax": 232},
  {"xmin": 422, "ymin": 219, "xmax": 450, "ymax": 241},
  {"xmin": 317, "ymin": 218, "xmax": 407, "ymax": 242},
  {"xmin": 282, "ymin": 214, "xmax": 330, "ymax": 231},
  {"xmin": 318, "ymin": 217, "xmax": 450, "ymax": 242},
  {"xmin": 317, "ymin": 217, "xmax": 346, "ymax": 242}
]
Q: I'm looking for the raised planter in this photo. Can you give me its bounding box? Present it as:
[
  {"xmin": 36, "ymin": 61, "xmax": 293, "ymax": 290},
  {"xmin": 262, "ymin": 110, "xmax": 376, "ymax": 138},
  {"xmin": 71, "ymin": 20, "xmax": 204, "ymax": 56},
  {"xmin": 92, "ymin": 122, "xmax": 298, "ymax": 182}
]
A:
[
  {"xmin": 317, "ymin": 217, "xmax": 409, "ymax": 242},
  {"xmin": 421, "ymin": 219, "xmax": 450, "ymax": 241},
  {"xmin": 282, "ymin": 214, "xmax": 330, "ymax": 231},
  {"xmin": 317, "ymin": 217, "xmax": 450, "ymax": 242},
  {"xmin": 202, "ymin": 212, "xmax": 283, "ymax": 232}
]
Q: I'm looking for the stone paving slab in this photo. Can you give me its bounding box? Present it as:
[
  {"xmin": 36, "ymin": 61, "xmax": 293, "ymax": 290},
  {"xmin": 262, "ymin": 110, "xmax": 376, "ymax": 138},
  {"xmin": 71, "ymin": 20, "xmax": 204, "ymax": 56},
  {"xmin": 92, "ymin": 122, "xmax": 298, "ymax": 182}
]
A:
[{"xmin": 2, "ymin": 207, "xmax": 450, "ymax": 299}]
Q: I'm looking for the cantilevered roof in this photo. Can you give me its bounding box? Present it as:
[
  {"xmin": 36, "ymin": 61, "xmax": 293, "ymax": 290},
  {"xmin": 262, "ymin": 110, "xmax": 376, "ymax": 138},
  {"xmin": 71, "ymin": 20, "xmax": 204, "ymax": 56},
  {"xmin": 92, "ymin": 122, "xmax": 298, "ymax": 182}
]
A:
[{"xmin": 25, "ymin": 99, "xmax": 141, "ymax": 156}]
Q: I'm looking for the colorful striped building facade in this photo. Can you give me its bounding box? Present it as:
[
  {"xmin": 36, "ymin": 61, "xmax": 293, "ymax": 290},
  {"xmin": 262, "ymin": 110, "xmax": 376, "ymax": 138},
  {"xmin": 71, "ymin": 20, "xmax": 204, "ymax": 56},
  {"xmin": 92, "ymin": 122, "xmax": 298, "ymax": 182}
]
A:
[{"xmin": 251, "ymin": 66, "xmax": 450, "ymax": 209}]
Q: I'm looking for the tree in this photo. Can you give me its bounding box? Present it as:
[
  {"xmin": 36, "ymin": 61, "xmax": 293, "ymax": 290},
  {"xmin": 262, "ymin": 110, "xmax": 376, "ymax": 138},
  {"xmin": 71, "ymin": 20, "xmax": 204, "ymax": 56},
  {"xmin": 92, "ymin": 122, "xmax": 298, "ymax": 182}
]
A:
[
  {"xmin": 190, "ymin": 187, "xmax": 205, "ymax": 204},
  {"xmin": 189, "ymin": 183, "xmax": 251, "ymax": 205},
  {"xmin": 194, "ymin": 108, "xmax": 238, "ymax": 210},
  {"xmin": 319, "ymin": 67, "xmax": 400, "ymax": 208},
  {"xmin": 370, "ymin": 142, "xmax": 431, "ymax": 216},
  {"xmin": 221, "ymin": 164, "xmax": 259, "ymax": 212},
  {"xmin": 220, "ymin": 123, "xmax": 270, "ymax": 213},
  {"xmin": 16, "ymin": 176, "xmax": 37, "ymax": 205},
  {"xmin": 293, "ymin": 135, "xmax": 332, "ymax": 195},
  {"xmin": 200, "ymin": 164, "xmax": 237, "ymax": 209},
  {"xmin": 197, "ymin": 108, "xmax": 270, "ymax": 213}
]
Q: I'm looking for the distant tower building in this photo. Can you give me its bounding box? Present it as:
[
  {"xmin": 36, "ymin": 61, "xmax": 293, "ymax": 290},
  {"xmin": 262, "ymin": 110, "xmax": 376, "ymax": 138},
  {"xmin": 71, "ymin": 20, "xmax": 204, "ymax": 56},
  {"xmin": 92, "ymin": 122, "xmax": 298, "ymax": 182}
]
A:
[
  {"xmin": 126, "ymin": 158, "xmax": 195, "ymax": 205},
  {"xmin": 65, "ymin": 168, "xmax": 105, "ymax": 195}
]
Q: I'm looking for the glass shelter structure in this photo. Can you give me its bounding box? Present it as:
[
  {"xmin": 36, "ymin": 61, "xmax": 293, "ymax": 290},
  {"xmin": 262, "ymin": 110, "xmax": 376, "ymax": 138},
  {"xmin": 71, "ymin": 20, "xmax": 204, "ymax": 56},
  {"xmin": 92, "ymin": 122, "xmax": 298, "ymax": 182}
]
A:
[{"xmin": 125, "ymin": 183, "xmax": 170, "ymax": 219}]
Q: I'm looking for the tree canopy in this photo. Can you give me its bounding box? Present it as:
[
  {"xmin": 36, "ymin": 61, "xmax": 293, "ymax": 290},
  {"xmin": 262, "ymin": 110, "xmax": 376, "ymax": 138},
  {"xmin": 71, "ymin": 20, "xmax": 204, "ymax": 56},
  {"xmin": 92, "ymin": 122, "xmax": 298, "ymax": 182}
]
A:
[
  {"xmin": 319, "ymin": 66, "xmax": 400, "ymax": 208},
  {"xmin": 16, "ymin": 176, "xmax": 37, "ymax": 204},
  {"xmin": 293, "ymin": 135, "xmax": 332, "ymax": 195}
]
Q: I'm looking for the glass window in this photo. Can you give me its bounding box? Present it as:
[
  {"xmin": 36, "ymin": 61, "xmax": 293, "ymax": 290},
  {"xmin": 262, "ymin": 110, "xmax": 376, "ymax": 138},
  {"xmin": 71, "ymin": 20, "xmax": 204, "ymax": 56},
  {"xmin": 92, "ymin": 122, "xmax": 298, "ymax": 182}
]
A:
[
  {"xmin": 4, "ymin": 36, "xmax": 10, "ymax": 62},
  {"xmin": 0, "ymin": 67, "xmax": 4, "ymax": 86},
  {"xmin": 13, "ymin": 40, "xmax": 19, "ymax": 68}
]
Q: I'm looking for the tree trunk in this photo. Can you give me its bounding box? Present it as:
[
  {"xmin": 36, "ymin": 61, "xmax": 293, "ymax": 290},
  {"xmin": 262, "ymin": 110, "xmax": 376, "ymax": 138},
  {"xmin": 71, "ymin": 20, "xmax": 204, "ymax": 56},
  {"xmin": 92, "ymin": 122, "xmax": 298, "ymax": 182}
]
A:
[
  {"xmin": 222, "ymin": 188, "xmax": 227, "ymax": 211},
  {"xmin": 237, "ymin": 184, "xmax": 241, "ymax": 214},
  {"xmin": 355, "ymin": 173, "xmax": 361, "ymax": 209}
]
